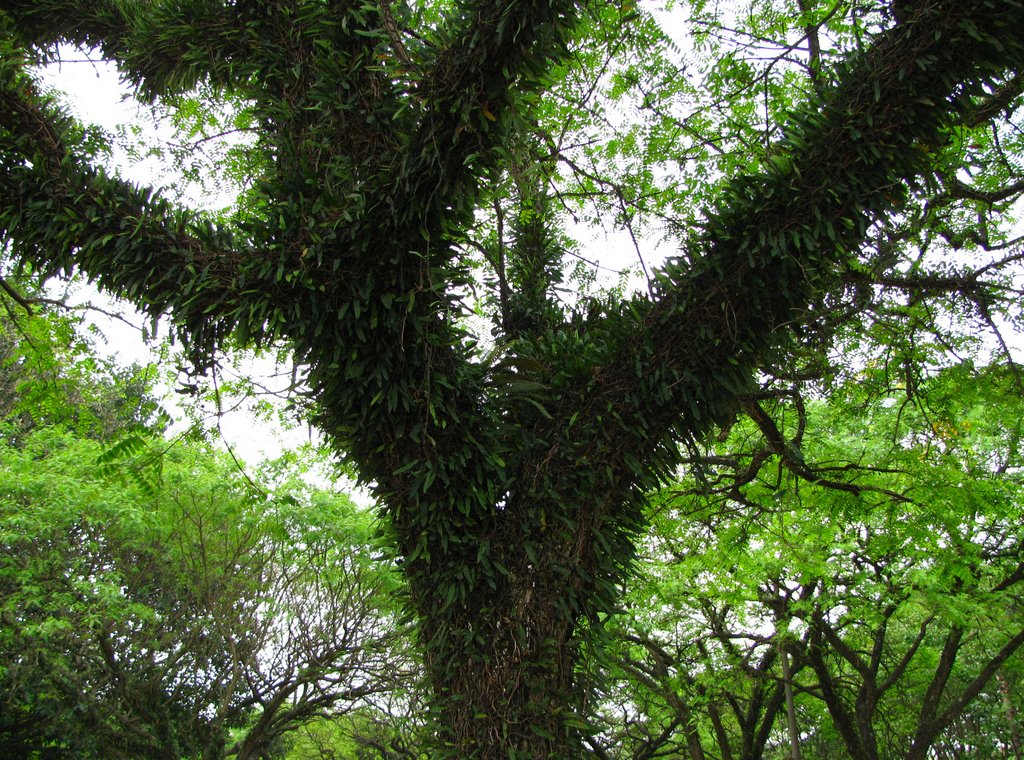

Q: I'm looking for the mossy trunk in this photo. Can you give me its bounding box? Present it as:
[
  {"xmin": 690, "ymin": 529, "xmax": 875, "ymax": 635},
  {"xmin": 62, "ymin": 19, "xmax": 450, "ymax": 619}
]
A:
[{"xmin": 402, "ymin": 500, "xmax": 601, "ymax": 759}]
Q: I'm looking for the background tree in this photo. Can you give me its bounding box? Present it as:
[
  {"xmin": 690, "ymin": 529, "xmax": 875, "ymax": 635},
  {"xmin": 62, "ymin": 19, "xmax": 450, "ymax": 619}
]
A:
[
  {"xmin": 1, "ymin": 0, "xmax": 1023, "ymax": 755},
  {"xmin": 0, "ymin": 282, "xmax": 166, "ymax": 441},
  {"xmin": 593, "ymin": 356, "xmax": 1024, "ymax": 759},
  {"xmin": 0, "ymin": 430, "xmax": 415, "ymax": 760},
  {"xmin": 0, "ymin": 297, "xmax": 414, "ymax": 759}
]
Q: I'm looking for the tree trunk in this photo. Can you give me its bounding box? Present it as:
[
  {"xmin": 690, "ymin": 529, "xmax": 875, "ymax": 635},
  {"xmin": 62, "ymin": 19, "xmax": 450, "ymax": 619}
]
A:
[
  {"xmin": 998, "ymin": 673, "xmax": 1023, "ymax": 760},
  {"xmin": 418, "ymin": 560, "xmax": 584, "ymax": 757},
  {"xmin": 399, "ymin": 494, "xmax": 602, "ymax": 759},
  {"xmin": 778, "ymin": 638, "xmax": 802, "ymax": 760}
]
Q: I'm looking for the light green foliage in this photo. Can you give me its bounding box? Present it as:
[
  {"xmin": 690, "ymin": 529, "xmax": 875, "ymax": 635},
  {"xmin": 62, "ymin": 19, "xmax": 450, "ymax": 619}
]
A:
[
  {"xmin": 0, "ymin": 300, "xmax": 412, "ymax": 758},
  {"xmin": 0, "ymin": 291, "xmax": 167, "ymax": 440},
  {"xmin": 597, "ymin": 355, "xmax": 1024, "ymax": 758},
  {"xmin": 0, "ymin": 424, "xmax": 412, "ymax": 758}
]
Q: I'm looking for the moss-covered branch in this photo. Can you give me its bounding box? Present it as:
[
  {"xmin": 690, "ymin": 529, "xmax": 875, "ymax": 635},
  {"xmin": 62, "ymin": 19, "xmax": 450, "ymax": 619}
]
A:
[
  {"xmin": 555, "ymin": 0, "xmax": 1024, "ymax": 499},
  {"xmin": 2, "ymin": 0, "xmax": 253, "ymax": 98},
  {"xmin": 0, "ymin": 46, "xmax": 266, "ymax": 362}
]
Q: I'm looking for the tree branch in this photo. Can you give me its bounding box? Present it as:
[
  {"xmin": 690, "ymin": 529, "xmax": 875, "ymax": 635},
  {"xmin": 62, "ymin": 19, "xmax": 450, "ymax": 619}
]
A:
[
  {"xmin": 4, "ymin": 0, "xmax": 254, "ymax": 100},
  {"xmin": 538, "ymin": 0, "xmax": 1024, "ymax": 508}
]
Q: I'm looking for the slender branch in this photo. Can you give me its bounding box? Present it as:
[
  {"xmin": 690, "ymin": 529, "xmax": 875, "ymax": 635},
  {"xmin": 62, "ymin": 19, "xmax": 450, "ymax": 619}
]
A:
[
  {"xmin": 879, "ymin": 616, "xmax": 935, "ymax": 693},
  {"xmin": 0, "ymin": 276, "xmax": 64, "ymax": 314},
  {"xmin": 742, "ymin": 399, "xmax": 913, "ymax": 503},
  {"xmin": 939, "ymin": 174, "xmax": 1024, "ymax": 205}
]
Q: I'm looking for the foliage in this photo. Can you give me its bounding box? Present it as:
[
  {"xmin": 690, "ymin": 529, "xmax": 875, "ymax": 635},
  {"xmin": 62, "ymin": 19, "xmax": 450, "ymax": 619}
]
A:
[
  {"xmin": 1, "ymin": 0, "xmax": 1023, "ymax": 756},
  {"xmin": 0, "ymin": 425, "xmax": 414, "ymax": 759},
  {"xmin": 0, "ymin": 288, "xmax": 167, "ymax": 441},
  {"xmin": 0, "ymin": 298, "xmax": 414, "ymax": 759},
  {"xmin": 594, "ymin": 355, "xmax": 1024, "ymax": 759}
]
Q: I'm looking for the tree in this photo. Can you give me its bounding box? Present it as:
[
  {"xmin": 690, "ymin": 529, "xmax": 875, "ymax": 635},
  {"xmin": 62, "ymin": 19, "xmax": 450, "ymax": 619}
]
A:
[
  {"xmin": 1, "ymin": 0, "xmax": 1023, "ymax": 755},
  {"xmin": 0, "ymin": 299, "xmax": 414, "ymax": 758},
  {"xmin": 0, "ymin": 425, "xmax": 413, "ymax": 759},
  {"xmin": 0, "ymin": 286, "xmax": 166, "ymax": 441},
  {"xmin": 594, "ymin": 358, "xmax": 1024, "ymax": 759}
]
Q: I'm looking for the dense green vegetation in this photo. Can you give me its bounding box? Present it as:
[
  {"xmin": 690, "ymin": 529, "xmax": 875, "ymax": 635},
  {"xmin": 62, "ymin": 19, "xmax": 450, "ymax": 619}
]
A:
[
  {"xmin": 599, "ymin": 359, "xmax": 1024, "ymax": 759},
  {"xmin": 1, "ymin": 0, "xmax": 1023, "ymax": 756},
  {"xmin": 0, "ymin": 301, "xmax": 418, "ymax": 758}
]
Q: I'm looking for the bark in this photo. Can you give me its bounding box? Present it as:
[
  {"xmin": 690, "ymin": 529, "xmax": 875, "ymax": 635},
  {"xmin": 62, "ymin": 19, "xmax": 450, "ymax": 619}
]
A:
[
  {"xmin": 807, "ymin": 624, "xmax": 874, "ymax": 760},
  {"xmin": 778, "ymin": 639, "xmax": 802, "ymax": 760},
  {"xmin": 418, "ymin": 545, "xmax": 582, "ymax": 757},
  {"xmin": 908, "ymin": 626, "xmax": 1024, "ymax": 760},
  {"xmin": 998, "ymin": 673, "xmax": 1023, "ymax": 760}
]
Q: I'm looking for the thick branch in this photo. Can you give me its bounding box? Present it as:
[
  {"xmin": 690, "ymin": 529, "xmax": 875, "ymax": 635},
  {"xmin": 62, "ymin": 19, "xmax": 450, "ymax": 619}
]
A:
[
  {"xmin": 552, "ymin": 0, "xmax": 1024, "ymax": 499},
  {"xmin": 910, "ymin": 624, "xmax": 1024, "ymax": 757},
  {"xmin": 3, "ymin": 0, "xmax": 252, "ymax": 99},
  {"xmin": 807, "ymin": 621, "xmax": 872, "ymax": 760},
  {"xmin": 0, "ymin": 53, "xmax": 264, "ymax": 362},
  {"xmin": 940, "ymin": 174, "xmax": 1024, "ymax": 205},
  {"xmin": 963, "ymin": 72, "xmax": 1024, "ymax": 128}
]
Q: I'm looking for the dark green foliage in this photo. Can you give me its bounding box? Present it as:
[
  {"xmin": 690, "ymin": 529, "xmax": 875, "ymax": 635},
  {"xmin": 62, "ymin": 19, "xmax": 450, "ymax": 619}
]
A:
[{"xmin": 1, "ymin": 1, "xmax": 1023, "ymax": 755}]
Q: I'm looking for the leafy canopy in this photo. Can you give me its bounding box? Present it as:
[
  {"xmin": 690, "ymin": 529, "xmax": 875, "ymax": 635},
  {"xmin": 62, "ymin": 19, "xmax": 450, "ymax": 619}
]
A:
[{"xmin": 2, "ymin": 0, "xmax": 1024, "ymax": 755}]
